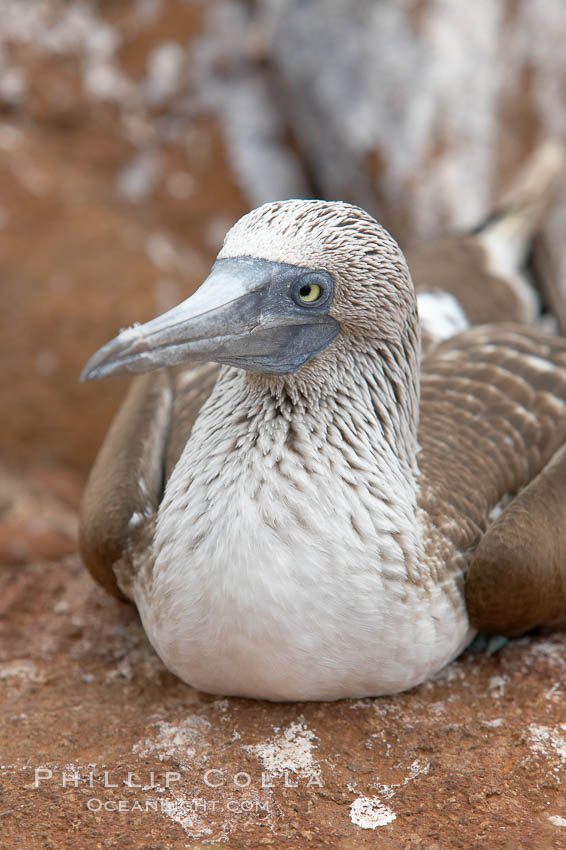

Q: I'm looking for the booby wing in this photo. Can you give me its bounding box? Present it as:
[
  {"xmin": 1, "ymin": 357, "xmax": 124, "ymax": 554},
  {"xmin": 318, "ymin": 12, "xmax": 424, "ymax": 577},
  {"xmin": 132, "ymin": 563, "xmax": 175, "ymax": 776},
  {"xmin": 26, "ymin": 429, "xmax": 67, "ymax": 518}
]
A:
[
  {"xmin": 410, "ymin": 141, "xmax": 566, "ymax": 349},
  {"xmin": 467, "ymin": 441, "xmax": 566, "ymax": 635},
  {"xmin": 79, "ymin": 363, "xmax": 220, "ymax": 598},
  {"xmin": 418, "ymin": 325, "xmax": 566, "ymax": 635}
]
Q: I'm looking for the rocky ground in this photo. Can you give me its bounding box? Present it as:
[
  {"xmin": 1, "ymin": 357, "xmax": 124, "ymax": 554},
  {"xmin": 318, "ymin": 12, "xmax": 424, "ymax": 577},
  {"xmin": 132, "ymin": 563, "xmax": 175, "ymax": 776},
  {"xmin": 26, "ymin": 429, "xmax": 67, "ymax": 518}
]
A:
[{"xmin": 3, "ymin": 1, "xmax": 566, "ymax": 847}]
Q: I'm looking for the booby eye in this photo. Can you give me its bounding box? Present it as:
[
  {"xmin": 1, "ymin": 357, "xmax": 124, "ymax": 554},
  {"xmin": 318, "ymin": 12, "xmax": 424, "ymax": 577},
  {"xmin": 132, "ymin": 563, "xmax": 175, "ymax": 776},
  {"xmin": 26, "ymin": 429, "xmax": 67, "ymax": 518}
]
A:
[
  {"xmin": 298, "ymin": 283, "xmax": 322, "ymax": 303},
  {"xmin": 292, "ymin": 271, "xmax": 332, "ymax": 308}
]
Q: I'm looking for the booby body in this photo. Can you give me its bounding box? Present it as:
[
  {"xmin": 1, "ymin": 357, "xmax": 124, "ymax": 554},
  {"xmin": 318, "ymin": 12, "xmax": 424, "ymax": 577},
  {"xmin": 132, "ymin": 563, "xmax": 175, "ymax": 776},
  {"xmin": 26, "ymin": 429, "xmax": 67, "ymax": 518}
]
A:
[{"xmin": 80, "ymin": 199, "xmax": 566, "ymax": 701}]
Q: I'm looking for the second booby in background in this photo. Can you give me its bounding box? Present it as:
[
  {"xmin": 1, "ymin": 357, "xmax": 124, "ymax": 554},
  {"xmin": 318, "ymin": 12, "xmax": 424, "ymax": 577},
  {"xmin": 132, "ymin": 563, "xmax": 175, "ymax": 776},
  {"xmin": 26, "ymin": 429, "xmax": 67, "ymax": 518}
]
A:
[{"xmin": 409, "ymin": 141, "xmax": 566, "ymax": 350}]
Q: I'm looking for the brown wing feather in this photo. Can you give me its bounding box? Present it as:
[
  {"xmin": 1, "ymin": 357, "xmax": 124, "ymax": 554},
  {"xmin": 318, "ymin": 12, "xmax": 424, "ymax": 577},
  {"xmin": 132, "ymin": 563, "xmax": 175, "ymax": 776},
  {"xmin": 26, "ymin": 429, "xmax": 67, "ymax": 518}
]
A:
[
  {"xmin": 466, "ymin": 442, "xmax": 566, "ymax": 634},
  {"xmin": 79, "ymin": 363, "xmax": 220, "ymax": 598},
  {"xmin": 409, "ymin": 236, "xmax": 529, "ymax": 324},
  {"xmin": 419, "ymin": 324, "xmax": 566, "ymax": 634}
]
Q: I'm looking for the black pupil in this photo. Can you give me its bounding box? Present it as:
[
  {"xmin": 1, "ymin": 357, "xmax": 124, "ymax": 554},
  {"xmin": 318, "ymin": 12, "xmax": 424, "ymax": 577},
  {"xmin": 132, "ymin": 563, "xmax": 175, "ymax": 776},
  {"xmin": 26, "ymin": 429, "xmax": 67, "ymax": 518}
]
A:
[{"xmin": 300, "ymin": 285, "xmax": 312, "ymax": 297}]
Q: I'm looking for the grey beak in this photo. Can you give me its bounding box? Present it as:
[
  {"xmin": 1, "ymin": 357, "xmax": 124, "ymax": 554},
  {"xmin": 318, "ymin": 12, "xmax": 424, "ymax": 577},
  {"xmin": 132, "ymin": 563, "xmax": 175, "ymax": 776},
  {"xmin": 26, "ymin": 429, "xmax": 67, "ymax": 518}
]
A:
[{"xmin": 81, "ymin": 257, "xmax": 340, "ymax": 381}]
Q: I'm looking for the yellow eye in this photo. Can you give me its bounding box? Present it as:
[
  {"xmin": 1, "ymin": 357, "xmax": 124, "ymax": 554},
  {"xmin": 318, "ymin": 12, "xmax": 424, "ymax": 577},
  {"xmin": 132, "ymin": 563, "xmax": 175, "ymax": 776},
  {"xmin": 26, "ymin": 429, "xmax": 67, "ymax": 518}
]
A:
[{"xmin": 298, "ymin": 283, "xmax": 322, "ymax": 303}]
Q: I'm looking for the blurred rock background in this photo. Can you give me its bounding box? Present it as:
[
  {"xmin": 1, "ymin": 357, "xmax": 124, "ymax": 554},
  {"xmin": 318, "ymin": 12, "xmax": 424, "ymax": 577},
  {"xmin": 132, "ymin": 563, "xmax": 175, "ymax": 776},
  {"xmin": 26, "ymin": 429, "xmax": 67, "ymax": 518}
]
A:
[{"xmin": 3, "ymin": 0, "xmax": 566, "ymax": 477}]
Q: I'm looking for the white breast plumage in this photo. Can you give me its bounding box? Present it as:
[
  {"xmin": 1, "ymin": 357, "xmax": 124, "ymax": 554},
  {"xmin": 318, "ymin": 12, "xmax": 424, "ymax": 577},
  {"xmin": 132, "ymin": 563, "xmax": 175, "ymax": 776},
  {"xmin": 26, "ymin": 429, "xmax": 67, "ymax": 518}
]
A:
[{"xmin": 134, "ymin": 368, "xmax": 472, "ymax": 701}]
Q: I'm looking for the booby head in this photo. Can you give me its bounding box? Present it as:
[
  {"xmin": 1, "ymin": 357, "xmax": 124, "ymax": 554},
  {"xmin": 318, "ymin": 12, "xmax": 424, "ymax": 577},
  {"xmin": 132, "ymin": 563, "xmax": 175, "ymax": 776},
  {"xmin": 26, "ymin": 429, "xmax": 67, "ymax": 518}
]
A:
[{"xmin": 81, "ymin": 200, "xmax": 418, "ymax": 383}]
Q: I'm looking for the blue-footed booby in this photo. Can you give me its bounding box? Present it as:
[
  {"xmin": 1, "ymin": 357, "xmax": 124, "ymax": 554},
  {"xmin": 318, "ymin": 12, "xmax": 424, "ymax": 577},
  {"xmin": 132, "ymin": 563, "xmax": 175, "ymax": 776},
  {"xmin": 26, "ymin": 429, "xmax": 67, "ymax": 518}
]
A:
[{"xmin": 80, "ymin": 199, "xmax": 566, "ymax": 702}]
